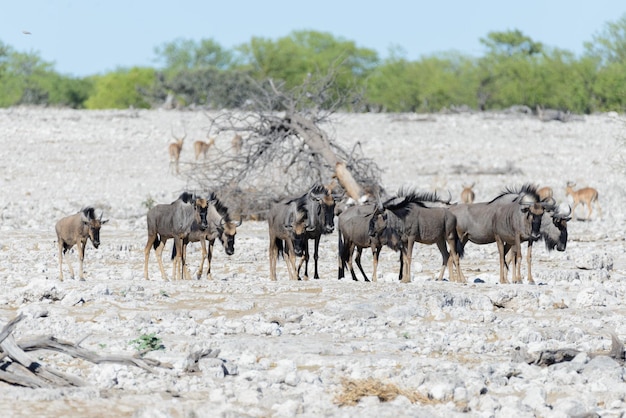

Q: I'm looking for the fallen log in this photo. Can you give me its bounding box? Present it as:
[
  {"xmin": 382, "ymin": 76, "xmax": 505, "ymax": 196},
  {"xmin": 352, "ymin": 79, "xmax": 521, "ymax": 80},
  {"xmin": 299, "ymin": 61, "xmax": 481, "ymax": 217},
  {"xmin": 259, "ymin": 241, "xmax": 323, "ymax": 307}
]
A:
[{"xmin": 0, "ymin": 315, "xmax": 170, "ymax": 388}]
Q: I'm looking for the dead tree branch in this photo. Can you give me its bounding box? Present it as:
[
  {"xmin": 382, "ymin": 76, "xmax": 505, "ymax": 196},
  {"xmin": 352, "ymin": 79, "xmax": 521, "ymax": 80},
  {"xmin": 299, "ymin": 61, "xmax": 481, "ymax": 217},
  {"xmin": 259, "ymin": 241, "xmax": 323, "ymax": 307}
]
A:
[{"xmin": 176, "ymin": 66, "xmax": 382, "ymax": 219}]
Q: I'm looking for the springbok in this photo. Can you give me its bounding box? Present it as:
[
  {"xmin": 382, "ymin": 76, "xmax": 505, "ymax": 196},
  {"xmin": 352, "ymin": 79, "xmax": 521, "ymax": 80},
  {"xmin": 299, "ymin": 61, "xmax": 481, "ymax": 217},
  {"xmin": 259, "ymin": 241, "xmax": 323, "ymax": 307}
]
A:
[
  {"xmin": 193, "ymin": 136, "xmax": 215, "ymax": 160},
  {"xmin": 296, "ymin": 183, "xmax": 342, "ymax": 280},
  {"xmin": 55, "ymin": 207, "xmax": 108, "ymax": 281},
  {"xmin": 231, "ymin": 134, "xmax": 243, "ymax": 154},
  {"xmin": 449, "ymin": 184, "xmax": 552, "ymax": 284},
  {"xmin": 537, "ymin": 186, "xmax": 553, "ymax": 202},
  {"xmin": 373, "ymin": 191, "xmax": 466, "ymax": 283},
  {"xmin": 565, "ymin": 181, "xmax": 601, "ymax": 220},
  {"xmin": 268, "ymin": 194, "xmax": 312, "ymax": 281},
  {"xmin": 169, "ymin": 128, "xmax": 186, "ymax": 174},
  {"xmin": 172, "ymin": 192, "xmax": 242, "ymax": 279},
  {"xmin": 144, "ymin": 192, "xmax": 208, "ymax": 281},
  {"xmin": 461, "ymin": 183, "xmax": 475, "ymax": 204},
  {"xmin": 337, "ymin": 203, "xmax": 402, "ymax": 282}
]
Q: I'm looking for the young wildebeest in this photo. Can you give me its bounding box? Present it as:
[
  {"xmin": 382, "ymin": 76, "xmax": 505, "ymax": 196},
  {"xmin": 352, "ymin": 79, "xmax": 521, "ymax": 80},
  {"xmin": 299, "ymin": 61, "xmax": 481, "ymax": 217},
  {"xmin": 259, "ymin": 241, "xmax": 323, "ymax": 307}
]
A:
[
  {"xmin": 172, "ymin": 192, "xmax": 242, "ymax": 279},
  {"xmin": 565, "ymin": 181, "xmax": 601, "ymax": 220},
  {"xmin": 449, "ymin": 184, "xmax": 550, "ymax": 284},
  {"xmin": 144, "ymin": 192, "xmax": 208, "ymax": 281},
  {"xmin": 295, "ymin": 183, "xmax": 342, "ymax": 280},
  {"xmin": 268, "ymin": 194, "xmax": 311, "ymax": 281},
  {"xmin": 505, "ymin": 202, "xmax": 571, "ymax": 284},
  {"xmin": 55, "ymin": 207, "xmax": 108, "ymax": 281},
  {"xmin": 337, "ymin": 203, "xmax": 402, "ymax": 282},
  {"xmin": 373, "ymin": 191, "xmax": 466, "ymax": 284}
]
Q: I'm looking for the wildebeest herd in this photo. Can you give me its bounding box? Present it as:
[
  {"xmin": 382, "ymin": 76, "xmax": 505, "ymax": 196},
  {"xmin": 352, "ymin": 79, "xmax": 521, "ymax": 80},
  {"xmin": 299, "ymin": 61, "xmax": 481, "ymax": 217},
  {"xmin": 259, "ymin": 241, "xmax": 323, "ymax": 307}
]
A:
[{"xmin": 55, "ymin": 180, "xmax": 601, "ymax": 284}]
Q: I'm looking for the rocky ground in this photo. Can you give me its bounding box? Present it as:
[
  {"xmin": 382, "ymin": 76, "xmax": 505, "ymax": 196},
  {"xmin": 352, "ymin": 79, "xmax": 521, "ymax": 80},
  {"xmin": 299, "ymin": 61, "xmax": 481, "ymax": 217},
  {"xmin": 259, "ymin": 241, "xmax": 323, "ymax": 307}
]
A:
[{"xmin": 0, "ymin": 107, "xmax": 625, "ymax": 417}]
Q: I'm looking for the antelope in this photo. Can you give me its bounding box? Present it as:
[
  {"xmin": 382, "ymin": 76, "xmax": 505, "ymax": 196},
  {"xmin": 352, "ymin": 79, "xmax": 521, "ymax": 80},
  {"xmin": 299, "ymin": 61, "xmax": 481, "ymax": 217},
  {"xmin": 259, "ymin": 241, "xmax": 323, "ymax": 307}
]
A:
[
  {"xmin": 268, "ymin": 194, "xmax": 312, "ymax": 281},
  {"xmin": 169, "ymin": 128, "xmax": 186, "ymax": 174},
  {"xmin": 193, "ymin": 136, "xmax": 215, "ymax": 160},
  {"xmin": 373, "ymin": 191, "xmax": 466, "ymax": 283},
  {"xmin": 172, "ymin": 192, "xmax": 242, "ymax": 279},
  {"xmin": 144, "ymin": 192, "xmax": 208, "ymax": 281},
  {"xmin": 55, "ymin": 207, "xmax": 108, "ymax": 281},
  {"xmin": 231, "ymin": 134, "xmax": 243, "ymax": 154},
  {"xmin": 461, "ymin": 183, "xmax": 475, "ymax": 204},
  {"xmin": 537, "ymin": 186, "xmax": 553, "ymax": 202},
  {"xmin": 565, "ymin": 181, "xmax": 601, "ymax": 220}
]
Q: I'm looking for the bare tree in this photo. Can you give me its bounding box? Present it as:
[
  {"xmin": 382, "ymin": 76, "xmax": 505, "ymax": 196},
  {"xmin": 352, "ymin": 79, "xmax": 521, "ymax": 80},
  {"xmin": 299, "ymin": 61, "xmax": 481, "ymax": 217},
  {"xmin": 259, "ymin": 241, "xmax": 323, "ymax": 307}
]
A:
[{"xmin": 179, "ymin": 67, "xmax": 382, "ymax": 219}]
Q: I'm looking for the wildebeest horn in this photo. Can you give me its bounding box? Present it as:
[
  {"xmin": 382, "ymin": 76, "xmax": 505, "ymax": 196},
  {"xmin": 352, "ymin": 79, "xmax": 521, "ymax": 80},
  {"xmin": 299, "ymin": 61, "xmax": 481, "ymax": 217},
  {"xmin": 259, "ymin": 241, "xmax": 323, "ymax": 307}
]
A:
[
  {"xmin": 554, "ymin": 203, "xmax": 572, "ymax": 219},
  {"xmin": 519, "ymin": 194, "xmax": 536, "ymax": 205}
]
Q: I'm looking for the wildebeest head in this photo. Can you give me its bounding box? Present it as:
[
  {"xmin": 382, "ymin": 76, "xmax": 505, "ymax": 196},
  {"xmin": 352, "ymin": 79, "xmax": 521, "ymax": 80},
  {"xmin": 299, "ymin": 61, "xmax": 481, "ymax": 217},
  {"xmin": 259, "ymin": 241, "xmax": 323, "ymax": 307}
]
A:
[
  {"xmin": 285, "ymin": 204, "xmax": 309, "ymax": 257},
  {"xmin": 368, "ymin": 205, "xmax": 403, "ymax": 252},
  {"xmin": 219, "ymin": 217, "xmax": 242, "ymax": 256},
  {"xmin": 309, "ymin": 183, "xmax": 340, "ymax": 234},
  {"xmin": 520, "ymin": 194, "xmax": 546, "ymax": 241},
  {"xmin": 81, "ymin": 207, "xmax": 108, "ymax": 249},
  {"xmin": 194, "ymin": 197, "xmax": 209, "ymax": 230},
  {"xmin": 544, "ymin": 203, "xmax": 571, "ymax": 252}
]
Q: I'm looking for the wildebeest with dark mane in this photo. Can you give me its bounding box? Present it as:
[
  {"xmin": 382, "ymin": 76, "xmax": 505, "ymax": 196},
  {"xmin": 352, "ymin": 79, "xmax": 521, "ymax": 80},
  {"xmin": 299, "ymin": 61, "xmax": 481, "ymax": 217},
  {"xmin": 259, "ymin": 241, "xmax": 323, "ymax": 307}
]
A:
[
  {"xmin": 296, "ymin": 183, "xmax": 342, "ymax": 280},
  {"xmin": 268, "ymin": 193, "xmax": 312, "ymax": 281},
  {"xmin": 172, "ymin": 192, "xmax": 242, "ymax": 279},
  {"xmin": 505, "ymin": 201, "xmax": 571, "ymax": 284},
  {"xmin": 337, "ymin": 203, "xmax": 402, "ymax": 282},
  {"xmin": 372, "ymin": 190, "xmax": 466, "ymax": 283},
  {"xmin": 449, "ymin": 184, "xmax": 553, "ymax": 284},
  {"xmin": 55, "ymin": 206, "xmax": 108, "ymax": 281},
  {"xmin": 144, "ymin": 192, "xmax": 208, "ymax": 281}
]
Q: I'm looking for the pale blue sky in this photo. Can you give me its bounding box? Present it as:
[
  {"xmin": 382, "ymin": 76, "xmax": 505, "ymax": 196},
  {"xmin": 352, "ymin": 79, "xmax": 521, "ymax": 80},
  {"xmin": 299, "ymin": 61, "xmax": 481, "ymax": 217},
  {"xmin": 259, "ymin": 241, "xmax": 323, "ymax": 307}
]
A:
[{"xmin": 1, "ymin": 0, "xmax": 624, "ymax": 77}]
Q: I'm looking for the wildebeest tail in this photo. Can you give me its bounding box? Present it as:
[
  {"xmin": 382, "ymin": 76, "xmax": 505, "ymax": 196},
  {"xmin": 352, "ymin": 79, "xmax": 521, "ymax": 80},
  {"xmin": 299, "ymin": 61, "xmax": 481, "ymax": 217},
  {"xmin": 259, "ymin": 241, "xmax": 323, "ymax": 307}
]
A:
[
  {"xmin": 337, "ymin": 229, "xmax": 346, "ymax": 278},
  {"xmin": 171, "ymin": 242, "xmax": 177, "ymax": 260},
  {"xmin": 454, "ymin": 231, "xmax": 465, "ymax": 259},
  {"xmin": 275, "ymin": 238, "xmax": 284, "ymax": 259},
  {"xmin": 153, "ymin": 234, "xmax": 161, "ymax": 251}
]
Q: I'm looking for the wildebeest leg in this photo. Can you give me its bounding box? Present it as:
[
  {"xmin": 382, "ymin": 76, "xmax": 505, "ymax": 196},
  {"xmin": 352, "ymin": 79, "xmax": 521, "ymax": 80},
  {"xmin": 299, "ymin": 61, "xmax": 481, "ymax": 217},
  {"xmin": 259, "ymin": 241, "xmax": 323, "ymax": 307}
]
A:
[
  {"xmin": 346, "ymin": 243, "xmax": 359, "ymax": 281},
  {"xmin": 400, "ymin": 240, "xmax": 414, "ymax": 283},
  {"xmin": 206, "ymin": 238, "xmax": 215, "ymax": 280},
  {"xmin": 269, "ymin": 237, "xmax": 278, "ymax": 281},
  {"xmin": 436, "ymin": 240, "xmax": 449, "ymax": 281},
  {"xmin": 371, "ymin": 245, "xmax": 381, "ymax": 282},
  {"xmin": 495, "ymin": 236, "xmax": 509, "ymax": 284},
  {"xmin": 312, "ymin": 237, "xmax": 321, "ymax": 279},
  {"xmin": 296, "ymin": 245, "xmax": 309, "ymax": 280},
  {"xmin": 78, "ymin": 239, "xmax": 87, "ymax": 281},
  {"xmin": 155, "ymin": 239, "xmax": 168, "ymax": 281},
  {"xmin": 57, "ymin": 241, "xmax": 67, "ymax": 281},
  {"xmin": 355, "ymin": 247, "xmax": 370, "ymax": 282},
  {"xmin": 196, "ymin": 239, "xmax": 207, "ymax": 279},
  {"xmin": 144, "ymin": 233, "xmax": 157, "ymax": 280},
  {"xmin": 526, "ymin": 241, "xmax": 534, "ymax": 284},
  {"xmin": 284, "ymin": 240, "xmax": 298, "ymax": 281}
]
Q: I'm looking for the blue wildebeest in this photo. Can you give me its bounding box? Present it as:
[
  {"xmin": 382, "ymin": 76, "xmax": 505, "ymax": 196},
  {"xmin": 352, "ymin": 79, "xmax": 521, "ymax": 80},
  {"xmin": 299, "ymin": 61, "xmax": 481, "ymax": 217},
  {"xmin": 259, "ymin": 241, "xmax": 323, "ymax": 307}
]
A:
[
  {"xmin": 337, "ymin": 203, "xmax": 402, "ymax": 282},
  {"xmin": 172, "ymin": 192, "xmax": 242, "ymax": 279},
  {"xmin": 144, "ymin": 192, "xmax": 208, "ymax": 281},
  {"xmin": 448, "ymin": 184, "xmax": 551, "ymax": 284},
  {"xmin": 268, "ymin": 193, "xmax": 311, "ymax": 281},
  {"xmin": 504, "ymin": 201, "xmax": 571, "ymax": 284},
  {"xmin": 295, "ymin": 183, "xmax": 342, "ymax": 280},
  {"xmin": 372, "ymin": 191, "xmax": 466, "ymax": 283},
  {"xmin": 55, "ymin": 207, "xmax": 108, "ymax": 281}
]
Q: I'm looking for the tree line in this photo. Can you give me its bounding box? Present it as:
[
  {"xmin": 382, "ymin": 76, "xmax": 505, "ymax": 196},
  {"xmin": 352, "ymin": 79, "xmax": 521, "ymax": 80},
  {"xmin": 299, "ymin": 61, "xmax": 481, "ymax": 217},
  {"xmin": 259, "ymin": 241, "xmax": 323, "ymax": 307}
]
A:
[{"xmin": 1, "ymin": 14, "xmax": 626, "ymax": 113}]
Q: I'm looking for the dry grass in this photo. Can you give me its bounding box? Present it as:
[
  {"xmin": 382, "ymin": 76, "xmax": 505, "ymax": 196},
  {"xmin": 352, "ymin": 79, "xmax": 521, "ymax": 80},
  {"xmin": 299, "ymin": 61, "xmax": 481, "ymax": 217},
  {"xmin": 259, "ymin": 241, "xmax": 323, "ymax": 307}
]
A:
[{"xmin": 334, "ymin": 377, "xmax": 433, "ymax": 406}]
